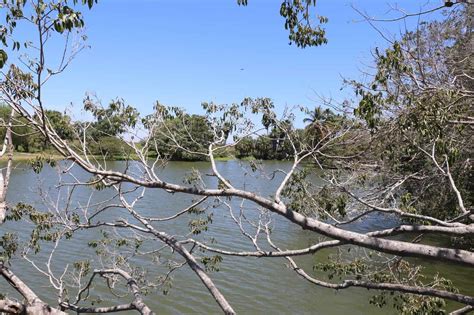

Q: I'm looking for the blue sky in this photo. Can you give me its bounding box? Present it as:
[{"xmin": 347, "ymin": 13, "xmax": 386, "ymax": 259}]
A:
[{"xmin": 36, "ymin": 0, "xmax": 444, "ymax": 123}]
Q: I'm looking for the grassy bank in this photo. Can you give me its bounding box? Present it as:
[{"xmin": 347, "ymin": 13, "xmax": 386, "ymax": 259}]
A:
[
  {"xmin": 0, "ymin": 152, "xmax": 65, "ymax": 162},
  {"xmin": 0, "ymin": 152, "xmax": 293, "ymax": 163}
]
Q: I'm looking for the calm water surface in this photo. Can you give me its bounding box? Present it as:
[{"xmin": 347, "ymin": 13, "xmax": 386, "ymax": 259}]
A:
[{"xmin": 1, "ymin": 160, "xmax": 472, "ymax": 314}]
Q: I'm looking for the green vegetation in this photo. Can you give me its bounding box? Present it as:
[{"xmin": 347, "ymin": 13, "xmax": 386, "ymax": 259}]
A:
[
  {"xmin": 0, "ymin": 102, "xmax": 135, "ymax": 159},
  {"xmin": 0, "ymin": 101, "xmax": 350, "ymax": 162},
  {"xmin": 0, "ymin": 1, "xmax": 472, "ymax": 315}
]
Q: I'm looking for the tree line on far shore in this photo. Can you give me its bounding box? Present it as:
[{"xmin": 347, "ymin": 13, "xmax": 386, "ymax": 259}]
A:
[{"xmin": 0, "ymin": 102, "xmax": 348, "ymax": 161}]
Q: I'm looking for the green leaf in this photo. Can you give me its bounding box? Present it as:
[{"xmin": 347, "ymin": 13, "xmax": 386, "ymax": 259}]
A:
[{"xmin": 0, "ymin": 50, "xmax": 8, "ymax": 68}]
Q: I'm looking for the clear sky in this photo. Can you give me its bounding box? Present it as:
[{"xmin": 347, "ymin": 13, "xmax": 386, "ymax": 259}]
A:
[{"xmin": 36, "ymin": 0, "xmax": 444, "ymax": 123}]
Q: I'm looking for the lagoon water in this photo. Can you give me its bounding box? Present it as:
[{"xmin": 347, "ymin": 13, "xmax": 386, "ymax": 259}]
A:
[{"xmin": 1, "ymin": 160, "xmax": 472, "ymax": 314}]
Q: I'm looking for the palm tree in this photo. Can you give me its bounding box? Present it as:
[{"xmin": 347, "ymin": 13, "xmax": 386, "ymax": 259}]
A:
[
  {"xmin": 303, "ymin": 106, "xmax": 325, "ymax": 126},
  {"xmin": 303, "ymin": 106, "xmax": 336, "ymax": 140}
]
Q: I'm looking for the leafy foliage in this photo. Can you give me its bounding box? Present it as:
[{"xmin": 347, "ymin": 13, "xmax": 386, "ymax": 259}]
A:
[
  {"xmin": 0, "ymin": 0, "xmax": 97, "ymax": 69},
  {"xmin": 350, "ymin": 6, "xmax": 473, "ymax": 221},
  {"xmin": 238, "ymin": 0, "xmax": 328, "ymax": 48},
  {"xmin": 83, "ymin": 97, "xmax": 139, "ymax": 139},
  {"xmin": 150, "ymin": 113, "xmax": 214, "ymax": 161},
  {"xmin": 315, "ymin": 258, "xmax": 459, "ymax": 315}
]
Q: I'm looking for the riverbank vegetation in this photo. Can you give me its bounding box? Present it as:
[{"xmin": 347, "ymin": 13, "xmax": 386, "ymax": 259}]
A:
[
  {"xmin": 0, "ymin": 1, "xmax": 472, "ymax": 315},
  {"xmin": 0, "ymin": 102, "xmax": 350, "ymax": 162}
]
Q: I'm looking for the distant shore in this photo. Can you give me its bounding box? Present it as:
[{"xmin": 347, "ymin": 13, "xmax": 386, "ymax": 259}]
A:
[
  {"xmin": 0, "ymin": 152, "xmax": 296, "ymax": 163},
  {"xmin": 0, "ymin": 152, "xmax": 65, "ymax": 162}
]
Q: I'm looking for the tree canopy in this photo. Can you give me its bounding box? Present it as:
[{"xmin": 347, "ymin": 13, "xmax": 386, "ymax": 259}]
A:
[{"xmin": 0, "ymin": 1, "xmax": 472, "ymax": 315}]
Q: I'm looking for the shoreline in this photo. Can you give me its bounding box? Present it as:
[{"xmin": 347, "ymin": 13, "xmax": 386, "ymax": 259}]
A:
[{"xmin": 0, "ymin": 152, "xmax": 297, "ymax": 163}]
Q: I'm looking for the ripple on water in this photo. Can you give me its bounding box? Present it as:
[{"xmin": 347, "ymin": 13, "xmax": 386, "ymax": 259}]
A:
[{"xmin": 1, "ymin": 161, "xmax": 472, "ymax": 314}]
